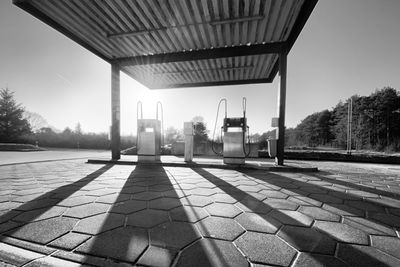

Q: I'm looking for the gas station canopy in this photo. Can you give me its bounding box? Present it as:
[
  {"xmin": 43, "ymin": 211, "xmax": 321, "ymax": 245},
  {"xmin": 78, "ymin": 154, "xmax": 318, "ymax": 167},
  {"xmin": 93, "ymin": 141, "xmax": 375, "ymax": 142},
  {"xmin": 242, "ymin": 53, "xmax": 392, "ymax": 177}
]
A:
[{"xmin": 14, "ymin": 0, "xmax": 317, "ymax": 89}]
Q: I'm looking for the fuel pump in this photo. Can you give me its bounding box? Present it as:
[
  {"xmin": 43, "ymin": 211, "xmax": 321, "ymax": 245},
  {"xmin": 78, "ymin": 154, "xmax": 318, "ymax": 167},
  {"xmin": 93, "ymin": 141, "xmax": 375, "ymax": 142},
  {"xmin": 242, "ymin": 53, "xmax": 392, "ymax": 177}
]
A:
[
  {"xmin": 212, "ymin": 98, "xmax": 251, "ymax": 165},
  {"xmin": 136, "ymin": 101, "xmax": 164, "ymax": 162}
]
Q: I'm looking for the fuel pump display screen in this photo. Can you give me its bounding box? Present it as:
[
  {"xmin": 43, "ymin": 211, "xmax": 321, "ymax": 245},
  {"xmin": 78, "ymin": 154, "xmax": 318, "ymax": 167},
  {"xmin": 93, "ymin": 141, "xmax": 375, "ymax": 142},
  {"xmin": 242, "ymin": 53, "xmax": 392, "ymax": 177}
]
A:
[{"xmin": 223, "ymin": 117, "xmax": 247, "ymax": 132}]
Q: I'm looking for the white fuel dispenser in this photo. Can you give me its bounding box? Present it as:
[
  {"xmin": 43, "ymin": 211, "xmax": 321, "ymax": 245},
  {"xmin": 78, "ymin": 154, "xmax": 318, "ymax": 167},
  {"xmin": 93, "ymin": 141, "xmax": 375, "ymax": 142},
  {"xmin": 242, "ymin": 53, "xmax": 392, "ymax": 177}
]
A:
[
  {"xmin": 136, "ymin": 101, "xmax": 163, "ymax": 162},
  {"xmin": 212, "ymin": 98, "xmax": 250, "ymax": 165}
]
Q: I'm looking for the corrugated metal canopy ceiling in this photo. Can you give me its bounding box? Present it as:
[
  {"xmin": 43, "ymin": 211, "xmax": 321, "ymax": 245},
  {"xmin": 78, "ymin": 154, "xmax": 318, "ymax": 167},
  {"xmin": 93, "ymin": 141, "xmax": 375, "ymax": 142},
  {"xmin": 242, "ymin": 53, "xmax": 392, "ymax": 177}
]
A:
[{"xmin": 14, "ymin": 0, "xmax": 318, "ymax": 89}]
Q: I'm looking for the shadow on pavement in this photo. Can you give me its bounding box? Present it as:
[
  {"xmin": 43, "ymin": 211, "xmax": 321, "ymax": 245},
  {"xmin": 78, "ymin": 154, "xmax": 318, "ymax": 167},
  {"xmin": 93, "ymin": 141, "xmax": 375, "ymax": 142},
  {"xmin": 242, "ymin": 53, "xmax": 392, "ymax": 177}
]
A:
[
  {"xmin": 193, "ymin": 168, "xmax": 398, "ymax": 267},
  {"xmin": 79, "ymin": 165, "xmax": 234, "ymax": 267},
  {"xmin": 0, "ymin": 164, "xmax": 114, "ymax": 242}
]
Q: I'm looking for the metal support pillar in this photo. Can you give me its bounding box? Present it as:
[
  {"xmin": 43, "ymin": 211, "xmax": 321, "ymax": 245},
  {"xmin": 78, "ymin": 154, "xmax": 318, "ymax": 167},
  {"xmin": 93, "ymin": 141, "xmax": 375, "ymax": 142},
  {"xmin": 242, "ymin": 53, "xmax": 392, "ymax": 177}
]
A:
[
  {"xmin": 111, "ymin": 64, "xmax": 120, "ymax": 160},
  {"xmin": 276, "ymin": 52, "xmax": 287, "ymax": 165}
]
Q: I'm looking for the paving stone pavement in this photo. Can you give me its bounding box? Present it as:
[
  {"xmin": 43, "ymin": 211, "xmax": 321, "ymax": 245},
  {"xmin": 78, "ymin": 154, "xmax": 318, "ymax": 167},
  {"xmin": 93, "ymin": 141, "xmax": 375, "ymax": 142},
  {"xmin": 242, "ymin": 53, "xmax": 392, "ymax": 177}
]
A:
[{"xmin": 0, "ymin": 160, "xmax": 400, "ymax": 266}]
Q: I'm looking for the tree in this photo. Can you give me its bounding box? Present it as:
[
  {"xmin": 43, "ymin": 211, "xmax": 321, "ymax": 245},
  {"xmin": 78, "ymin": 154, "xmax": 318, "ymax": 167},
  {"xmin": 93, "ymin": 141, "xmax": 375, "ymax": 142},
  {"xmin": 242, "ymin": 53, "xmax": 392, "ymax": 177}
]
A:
[
  {"xmin": 0, "ymin": 88, "xmax": 31, "ymax": 142},
  {"xmin": 23, "ymin": 111, "xmax": 49, "ymax": 133},
  {"xmin": 164, "ymin": 126, "xmax": 183, "ymax": 144},
  {"xmin": 191, "ymin": 116, "xmax": 208, "ymax": 145},
  {"xmin": 74, "ymin": 122, "xmax": 82, "ymax": 148}
]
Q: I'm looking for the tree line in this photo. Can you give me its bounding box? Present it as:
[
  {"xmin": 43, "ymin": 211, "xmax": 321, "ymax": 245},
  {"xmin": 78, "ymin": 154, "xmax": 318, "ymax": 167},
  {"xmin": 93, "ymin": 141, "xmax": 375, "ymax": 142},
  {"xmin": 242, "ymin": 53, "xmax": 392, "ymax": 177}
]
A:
[
  {"xmin": 1, "ymin": 86, "xmax": 399, "ymax": 152},
  {"xmin": 0, "ymin": 87, "xmax": 209, "ymax": 150},
  {"xmin": 283, "ymin": 87, "xmax": 400, "ymax": 151}
]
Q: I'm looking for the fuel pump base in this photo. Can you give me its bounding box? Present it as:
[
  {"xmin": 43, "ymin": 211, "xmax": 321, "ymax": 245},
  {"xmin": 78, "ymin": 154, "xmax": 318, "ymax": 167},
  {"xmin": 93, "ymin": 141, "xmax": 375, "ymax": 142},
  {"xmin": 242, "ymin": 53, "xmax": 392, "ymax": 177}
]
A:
[
  {"xmin": 137, "ymin": 119, "xmax": 161, "ymax": 162},
  {"xmin": 223, "ymin": 132, "xmax": 246, "ymax": 164}
]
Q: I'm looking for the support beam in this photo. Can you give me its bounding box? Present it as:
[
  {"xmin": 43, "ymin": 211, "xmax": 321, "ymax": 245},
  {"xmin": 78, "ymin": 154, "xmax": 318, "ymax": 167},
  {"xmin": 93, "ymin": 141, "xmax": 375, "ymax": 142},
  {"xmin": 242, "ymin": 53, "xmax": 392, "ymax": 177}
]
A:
[
  {"xmin": 111, "ymin": 64, "xmax": 121, "ymax": 160},
  {"xmin": 115, "ymin": 42, "xmax": 286, "ymax": 67},
  {"xmin": 149, "ymin": 78, "xmax": 273, "ymax": 89},
  {"xmin": 276, "ymin": 53, "xmax": 287, "ymax": 165}
]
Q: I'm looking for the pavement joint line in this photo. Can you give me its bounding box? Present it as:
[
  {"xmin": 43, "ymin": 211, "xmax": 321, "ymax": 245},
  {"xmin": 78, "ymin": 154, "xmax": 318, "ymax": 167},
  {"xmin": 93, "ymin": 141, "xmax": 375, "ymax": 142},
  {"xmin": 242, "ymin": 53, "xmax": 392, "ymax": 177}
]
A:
[
  {"xmin": 0, "ymin": 157, "xmax": 93, "ymax": 167},
  {"xmin": 87, "ymin": 159, "xmax": 319, "ymax": 173}
]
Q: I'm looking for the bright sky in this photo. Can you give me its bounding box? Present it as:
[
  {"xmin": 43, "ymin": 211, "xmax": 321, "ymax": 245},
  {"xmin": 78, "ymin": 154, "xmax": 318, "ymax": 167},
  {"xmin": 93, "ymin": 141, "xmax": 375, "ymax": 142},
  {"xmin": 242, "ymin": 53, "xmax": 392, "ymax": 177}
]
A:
[{"xmin": 1, "ymin": 0, "xmax": 400, "ymax": 135}]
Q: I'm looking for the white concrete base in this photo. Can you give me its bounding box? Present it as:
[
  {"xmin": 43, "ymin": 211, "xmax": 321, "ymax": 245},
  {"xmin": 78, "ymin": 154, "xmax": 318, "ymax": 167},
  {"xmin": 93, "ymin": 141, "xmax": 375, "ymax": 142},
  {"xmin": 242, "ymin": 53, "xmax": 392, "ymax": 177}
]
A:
[
  {"xmin": 223, "ymin": 157, "xmax": 245, "ymax": 165},
  {"xmin": 138, "ymin": 155, "xmax": 160, "ymax": 162}
]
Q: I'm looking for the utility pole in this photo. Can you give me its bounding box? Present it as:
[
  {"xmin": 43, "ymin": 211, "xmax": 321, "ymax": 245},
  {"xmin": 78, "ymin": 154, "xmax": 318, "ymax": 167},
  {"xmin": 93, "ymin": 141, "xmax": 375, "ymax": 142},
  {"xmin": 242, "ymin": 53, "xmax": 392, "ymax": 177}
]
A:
[{"xmin": 347, "ymin": 98, "xmax": 352, "ymax": 155}]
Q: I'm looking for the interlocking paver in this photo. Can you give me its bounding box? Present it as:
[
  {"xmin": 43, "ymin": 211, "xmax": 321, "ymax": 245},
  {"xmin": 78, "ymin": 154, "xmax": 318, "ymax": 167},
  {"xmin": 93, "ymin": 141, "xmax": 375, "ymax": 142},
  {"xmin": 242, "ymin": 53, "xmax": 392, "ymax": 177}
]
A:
[
  {"xmin": 205, "ymin": 203, "xmax": 242, "ymax": 218},
  {"xmin": 309, "ymin": 193, "xmax": 343, "ymax": 204},
  {"xmin": 189, "ymin": 188, "xmax": 219, "ymax": 196},
  {"xmin": 0, "ymin": 221, "xmax": 22, "ymax": 234},
  {"xmin": 163, "ymin": 189, "xmax": 187, "ymax": 198},
  {"xmin": 181, "ymin": 195, "xmax": 213, "ymax": 207},
  {"xmin": 322, "ymin": 203, "xmax": 364, "ymax": 217},
  {"xmin": 9, "ymin": 217, "xmax": 78, "ymax": 244},
  {"xmin": 259, "ymin": 189, "xmax": 288, "ymax": 199},
  {"xmin": 289, "ymin": 196, "xmax": 322, "ymax": 207},
  {"xmin": 148, "ymin": 184, "xmax": 175, "ymax": 192},
  {"xmin": 73, "ymin": 213, "xmax": 125, "ymax": 235},
  {"xmin": 235, "ymin": 212, "xmax": 281, "ymax": 233},
  {"xmin": 278, "ymin": 225, "xmax": 336, "ymax": 254},
  {"xmin": 48, "ymin": 232, "xmax": 91, "ymax": 250},
  {"xmin": 345, "ymin": 200, "xmax": 385, "ymax": 213},
  {"xmin": 109, "ymin": 199, "xmax": 146, "ymax": 214},
  {"xmin": 170, "ymin": 206, "xmax": 208, "ymax": 223},
  {"xmin": 235, "ymin": 198, "xmax": 272, "ymax": 214},
  {"xmin": 313, "ymin": 221, "xmax": 369, "ymax": 244},
  {"xmin": 14, "ymin": 198, "xmax": 59, "ymax": 211},
  {"xmin": 56, "ymin": 196, "xmax": 97, "ymax": 207},
  {"xmin": 235, "ymin": 232, "xmax": 296, "ymax": 266},
  {"xmin": 150, "ymin": 221, "xmax": 200, "ymax": 249},
  {"xmin": 196, "ymin": 216, "xmax": 245, "ymax": 241},
  {"xmin": 0, "ymin": 242, "xmax": 44, "ymax": 267},
  {"xmin": 371, "ymin": 235, "xmax": 400, "ymax": 259},
  {"xmin": 12, "ymin": 206, "xmax": 66, "ymax": 222},
  {"xmin": 343, "ymin": 216, "xmax": 397, "ymax": 236},
  {"xmin": 337, "ymin": 243, "xmax": 400, "ymax": 267},
  {"xmin": 149, "ymin": 197, "xmax": 182, "ymax": 210},
  {"xmin": 77, "ymin": 227, "xmax": 148, "ymax": 263},
  {"xmin": 25, "ymin": 256, "xmax": 82, "ymax": 267},
  {"xmin": 262, "ymin": 198, "xmax": 299, "ymax": 210},
  {"xmin": 176, "ymin": 238, "xmax": 248, "ymax": 267},
  {"xmin": 120, "ymin": 185, "xmax": 146, "ymax": 194},
  {"xmin": 2, "ymin": 158, "xmax": 400, "ymax": 267},
  {"xmin": 64, "ymin": 203, "xmax": 110, "ymax": 218},
  {"xmin": 368, "ymin": 212, "xmax": 400, "ymax": 228},
  {"xmin": 137, "ymin": 246, "xmax": 177, "ymax": 267},
  {"xmin": 86, "ymin": 188, "xmax": 118, "ymax": 197},
  {"xmin": 270, "ymin": 210, "xmax": 313, "ymax": 227},
  {"xmin": 211, "ymin": 193, "xmax": 238, "ymax": 204},
  {"xmin": 127, "ymin": 209, "xmax": 169, "ymax": 228},
  {"xmin": 132, "ymin": 191, "xmax": 163, "ymax": 201},
  {"xmin": 96, "ymin": 193, "xmax": 131, "ymax": 204},
  {"xmin": 294, "ymin": 253, "xmax": 349, "ymax": 267},
  {"xmin": 298, "ymin": 206, "xmax": 341, "ymax": 221}
]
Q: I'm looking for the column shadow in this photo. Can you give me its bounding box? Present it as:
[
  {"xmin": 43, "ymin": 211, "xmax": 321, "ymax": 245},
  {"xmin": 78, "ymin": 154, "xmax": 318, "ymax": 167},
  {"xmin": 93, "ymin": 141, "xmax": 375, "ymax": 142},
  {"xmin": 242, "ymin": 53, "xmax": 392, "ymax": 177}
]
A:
[
  {"xmin": 79, "ymin": 165, "xmax": 234, "ymax": 266},
  {"xmin": 192, "ymin": 167, "xmax": 396, "ymax": 267},
  {"xmin": 0, "ymin": 164, "xmax": 114, "ymax": 240},
  {"xmin": 244, "ymin": 170, "xmax": 400, "ymax": 228},
  {"xmin": 307, "ymin": 171, "xmax": 400, "ymax": 200}
]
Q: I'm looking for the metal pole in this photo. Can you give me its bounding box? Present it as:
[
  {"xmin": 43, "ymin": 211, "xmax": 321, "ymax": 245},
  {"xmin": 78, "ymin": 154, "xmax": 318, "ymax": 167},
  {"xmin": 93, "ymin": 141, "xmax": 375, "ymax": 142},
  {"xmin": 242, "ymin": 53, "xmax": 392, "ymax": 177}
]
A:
[
  {"xmin": 347, "ymin": 98, "xmax": 352, "ymax": 155},
  {"xmin": 111, "ymin": 64, "xmax": 121, "ymax": 160},
  {"xmin": 276, "ymin": 52, "xmax": 287, "ymax": 165}
]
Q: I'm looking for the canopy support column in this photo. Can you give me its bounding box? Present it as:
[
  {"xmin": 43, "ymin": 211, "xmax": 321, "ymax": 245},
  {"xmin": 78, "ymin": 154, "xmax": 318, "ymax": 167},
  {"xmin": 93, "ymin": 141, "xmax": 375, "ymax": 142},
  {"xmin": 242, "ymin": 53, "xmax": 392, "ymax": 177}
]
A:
[
  {"xmin": 276, "ymin": 52, "xmax": 287, "ymax": 165},
  {"xmin": 111, "ymin": 64, "xmax": 120, "ymax": 160}
]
